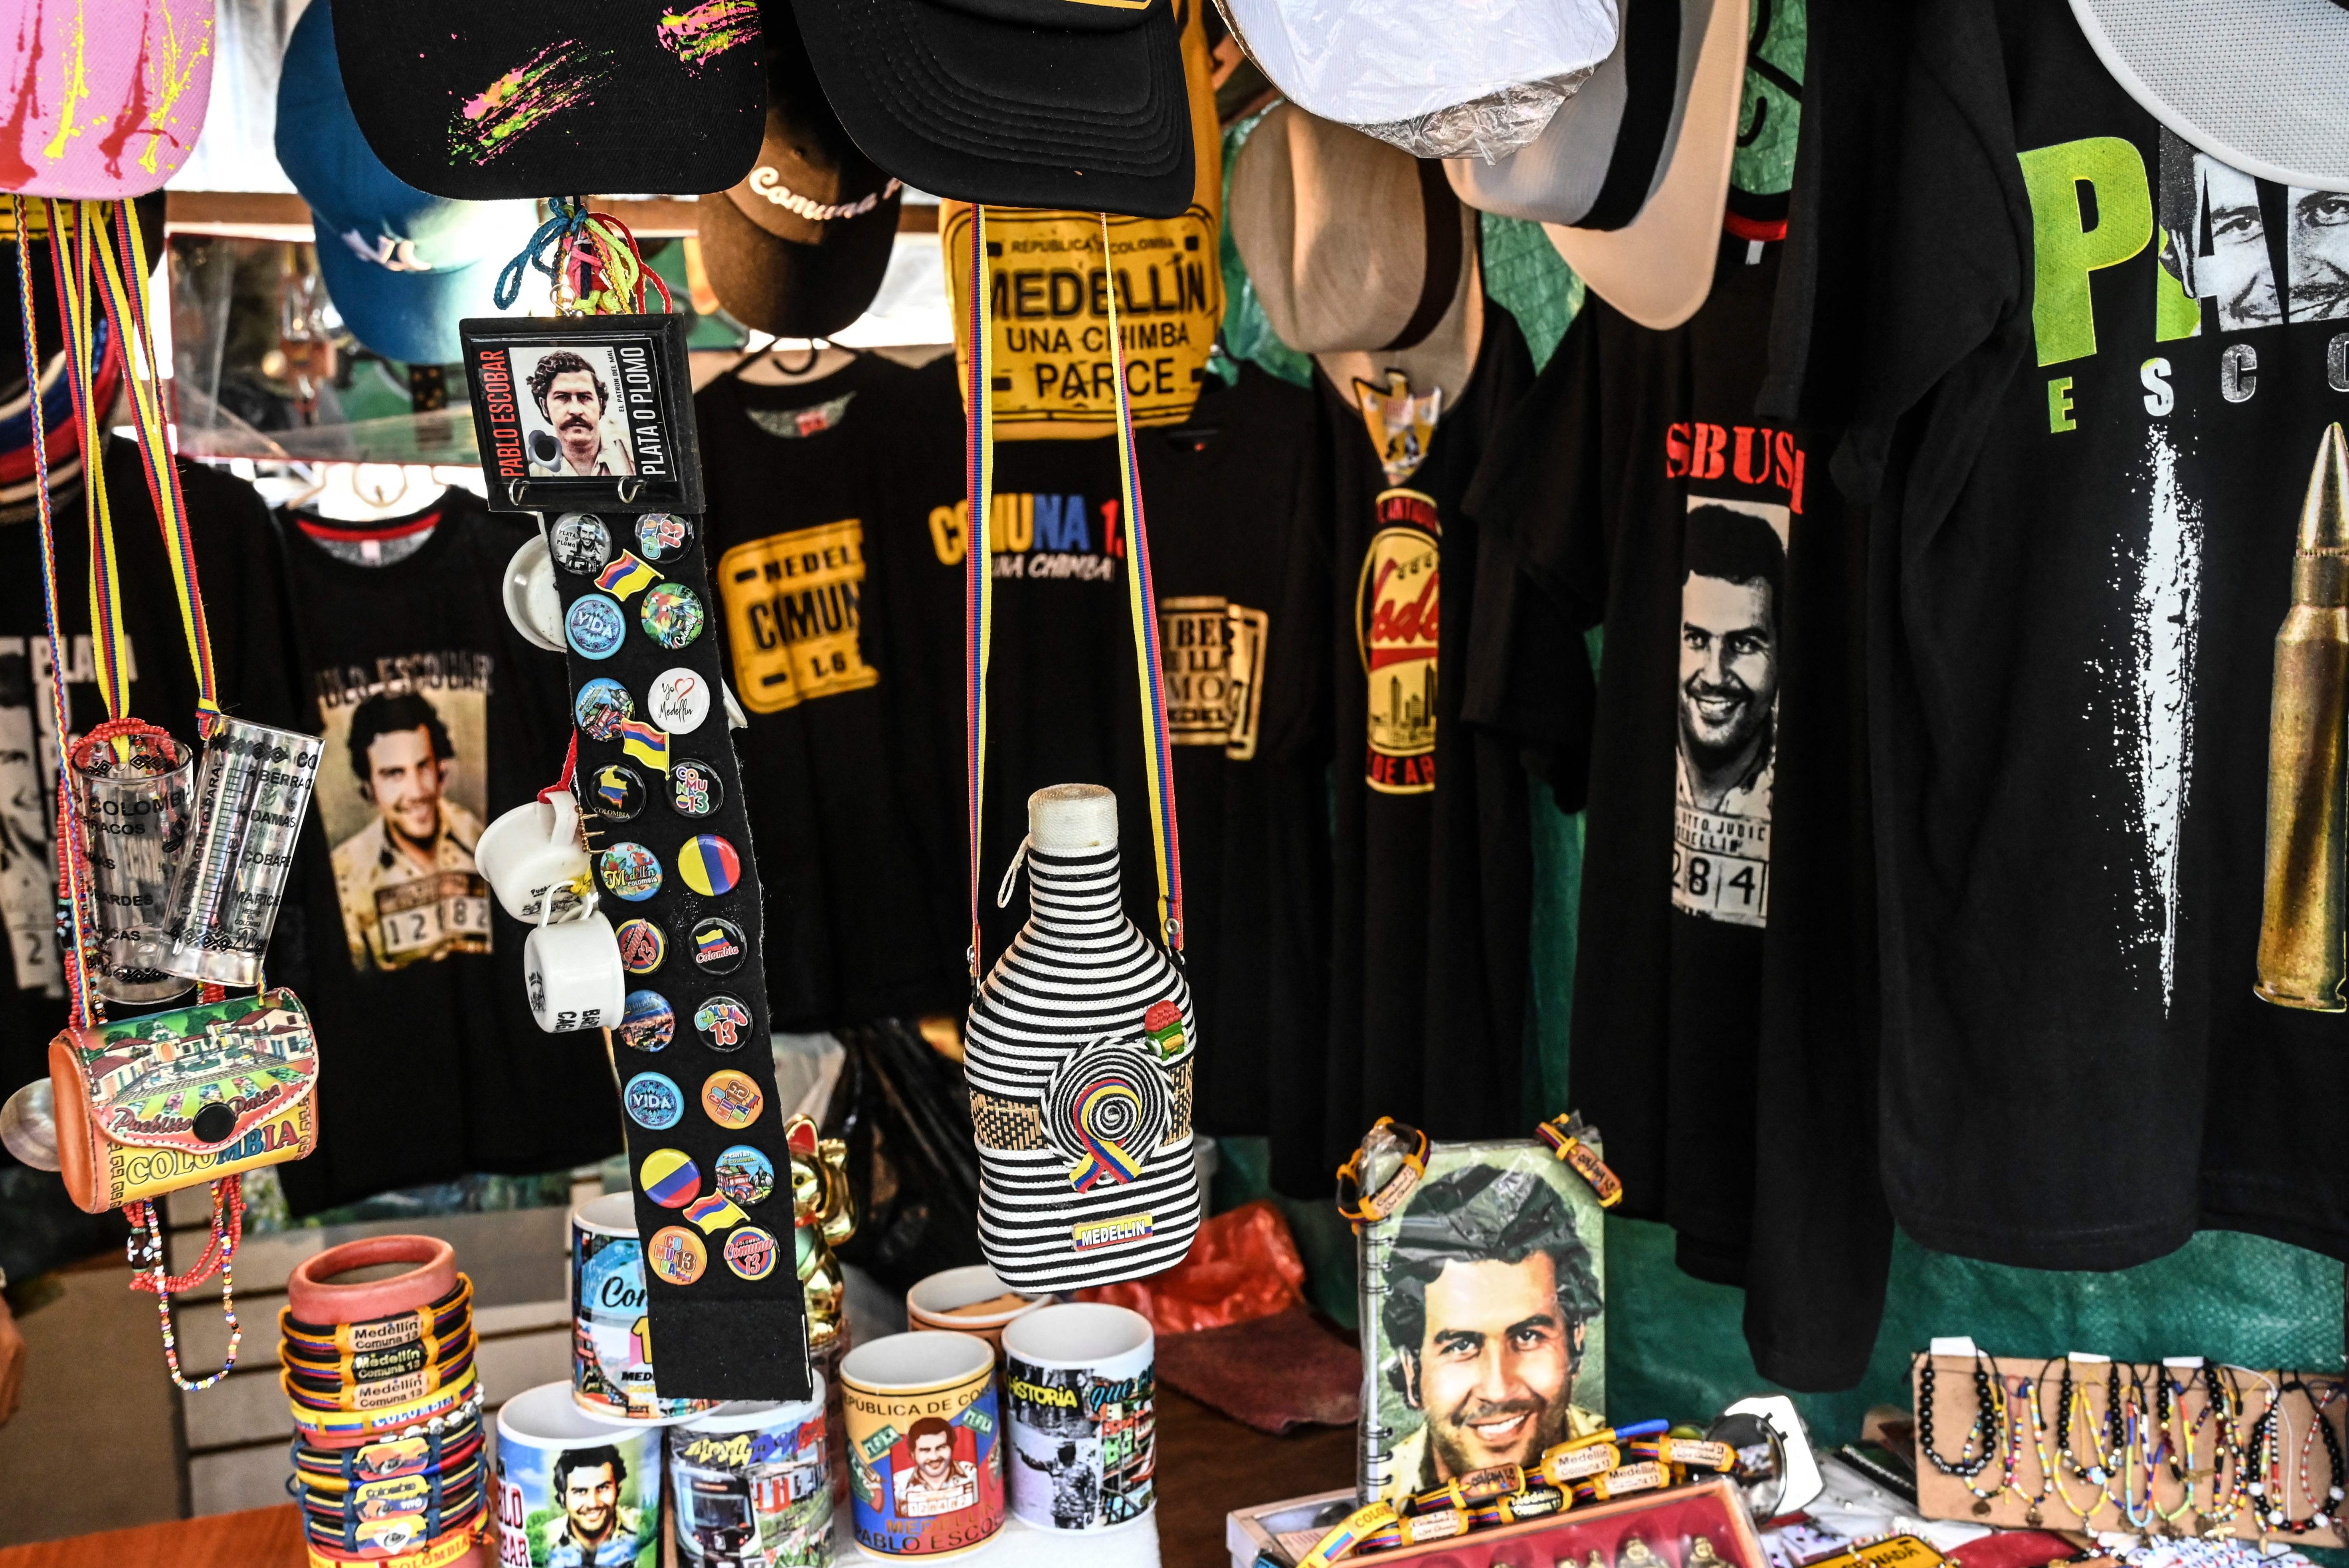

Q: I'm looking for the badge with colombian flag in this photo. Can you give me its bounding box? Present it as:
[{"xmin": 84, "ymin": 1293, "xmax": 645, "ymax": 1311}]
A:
[
  {"xmin": 679, "ymin": 834, "xmax": 741, "ymax": 897},
  {"xmin": 1144, "ymin": 999, "xmax": 1185, "ymax": 1059},
  {"xmin": 620, "ymin": 719, "xmax": 671, "ymax": 774},
  {"xmin": 594, "ymin": 551, "xmax": 661, "ymax": 602},
  {"xmin": 641, "ymin": 1148, "xmax": 701, "ymax": 1209}
]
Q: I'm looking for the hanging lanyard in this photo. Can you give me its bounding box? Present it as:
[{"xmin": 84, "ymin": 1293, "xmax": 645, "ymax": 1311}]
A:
[{"xmin": 963, "ymin": 208, "xmax": 1187, "ymax": 992}]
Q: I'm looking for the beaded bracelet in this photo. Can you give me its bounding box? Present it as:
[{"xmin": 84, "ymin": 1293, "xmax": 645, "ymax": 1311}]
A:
[{"xmin": 1919, "ymin": 1354, "xmax": 1998, "ymax": 1480}]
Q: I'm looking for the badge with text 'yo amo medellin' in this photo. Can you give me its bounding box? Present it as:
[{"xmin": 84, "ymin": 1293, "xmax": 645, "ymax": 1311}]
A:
[{"xmin": 938, "ymin": 0, "xmax": 1223, "ymax": 438}]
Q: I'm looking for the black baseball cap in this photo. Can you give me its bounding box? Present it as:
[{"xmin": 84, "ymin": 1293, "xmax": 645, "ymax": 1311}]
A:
[
  {"xmin": 795, "ymin": 0, "xmax": 1195, "ymax": 219},
  {"xmin": 328, "ymin": 1, "xmax": 769, "ymax": 201},
  {"xmin": 699, "ymin": 2, "xmax": 903, "ymax": 338}
]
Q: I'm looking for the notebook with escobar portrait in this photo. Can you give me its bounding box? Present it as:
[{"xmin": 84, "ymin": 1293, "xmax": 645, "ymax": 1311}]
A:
[{"xmin": 1347, "ymin": 1116, "xmax": 1616, "ymax": 1507}]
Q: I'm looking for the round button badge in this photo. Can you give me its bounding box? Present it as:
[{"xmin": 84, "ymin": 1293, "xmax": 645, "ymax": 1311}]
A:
[
  {"xmin": 633, "ymin": 513, "xmax": 694, "ymax": 564},
  {"xmin": 688, "ymin": 917, "xmax": 745, "ymax": 975},
  {"xmin": 678, "ymin": 834, "xmax": 741, "ymax": 897},
  {"xmin": 647, "ymin": 667, "xmax": 711, "ymax": 735},
  {"xmin": 646, "ymin": 1226, "xmax": 707, "ymax": 1286},
  {"xmin": 670, "ymin": 760, "xmax": 724, "ymax": 819},
  {"xmin": 713, "ymin": 1144, "xmax": 775, "ymax": 1206},
  {"xmin": 622, "ymin": 1073, "xmax": 682, "ymax": 1130},
  {"xmin": 548, "ymin": 513, "xmax": 611, "ymax": 575},
  {"xmin": 640, "ymin": 1148, "xmax": 702, "ymax": 1209},
  {"xmin": 565, "ymin": 594, "xmax": 627, "ymax": 659},
  {"xmin": 723, "ymin": 1227, "xmax": 779, "ymax": 1282},
  {"xmin": 616, "ymin": 990, "xmax": 675, "ymax": 1053},
  {"xmin": 638, "ymin": 583, "xmax": 706, "ymax": 650},
  {"xmin": 587, "ymin": 763, "xmax": 646, "ymax": 822},
  {"xmin": 694, "ymin": 994, "xmax": 753, "ymax": 1051},
  {"xmin": 572, "ymin": 677, "xmax": 634, "ymax": 741},
  {"xmin": 701, "ymin": 1070, "xmax": 764, "ymax": 1130},
  {"xmin": 598, "ymin": 842, "xmax": 663, "ymax": 902},
  {"xmin": 615, "ymin": 919, "xmax": 667, "ymax": 975}
]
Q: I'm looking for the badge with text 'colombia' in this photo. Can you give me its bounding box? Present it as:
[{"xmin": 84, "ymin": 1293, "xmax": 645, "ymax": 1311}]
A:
[{"xmin": 461, "ymin": 311, "xmax": 805, "ymax": 1402}]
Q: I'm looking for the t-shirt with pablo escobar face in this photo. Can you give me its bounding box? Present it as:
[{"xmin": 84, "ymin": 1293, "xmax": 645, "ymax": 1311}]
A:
[{"xmin": 1846, "ymin": 0, "xmax": 2349, "ymax": 1273}]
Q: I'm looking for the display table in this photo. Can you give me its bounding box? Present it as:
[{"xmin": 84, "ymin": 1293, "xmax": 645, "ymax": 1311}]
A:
[{"xmin": 0, "ymin": 1386, "xmax": 1354, "ymax": 1568}]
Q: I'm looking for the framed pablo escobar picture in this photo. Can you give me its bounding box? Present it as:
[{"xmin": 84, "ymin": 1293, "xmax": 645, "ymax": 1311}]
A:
[
  {"xmin": 1350, "ymin": 1119, "xmax": 1611, "ymax": 1507},
  {"xmin": 460, "ymin": 315, "xmax": 703, "ymax": 516}
]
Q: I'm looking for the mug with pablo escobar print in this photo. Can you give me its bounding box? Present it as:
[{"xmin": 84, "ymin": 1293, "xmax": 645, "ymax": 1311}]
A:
[{"xmin": 840, "ymin": 1332, "xmax": 1003, "ymax": 1560}]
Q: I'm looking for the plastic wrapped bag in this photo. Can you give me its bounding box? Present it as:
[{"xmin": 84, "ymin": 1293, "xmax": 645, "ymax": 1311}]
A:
[
  {"xmin": 1074, "ymin": 1199, "xmax": 1308, "ymax": 1333},
  {"xmin": 1213, "ymin": 0, "xmax": 1617, "ymax": 154},
  {"xmin": 825, "ymin": 1019, "xmax": 985, "ymax": 1295}
]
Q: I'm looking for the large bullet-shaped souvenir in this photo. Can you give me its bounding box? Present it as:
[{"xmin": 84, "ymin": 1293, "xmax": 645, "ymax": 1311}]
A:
[
  {"xmin": 965, "ymin": 786, "xmax": 1201, "ymax": 1291},
  {"xmin": 2256, "ymin": 423, "xmax": 2349, "ymax": 1010},
  {"xmin": 461, "ymin": 313, "xmax": 810, "ymax": 1400}
]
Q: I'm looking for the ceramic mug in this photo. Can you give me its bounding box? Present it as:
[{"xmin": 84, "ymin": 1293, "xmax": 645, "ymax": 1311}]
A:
[
  {"xmin": 477, "ymin": 790, "xmax": 592, "ymax": 923},
  {"xmin": 494, "ymin": 1381, "xmax": 662, "ymax": 1568},
  {"xmin": 904, "ymin": 1265, "xmax": 1056, "ymax": 1358},
  {"xmin": 504, "ymin": 533, "xmax": 565, "ymax": 653},
  {"xmin": 526, "ymin": 907, "xmax": 624, "ymax": 1035},
  {"xmin": 839, "ymin": 1332, "xmax": 1003, "ymax": 1560},
  {"xmin": 668, "ymin": 1387, "xmax": 833, "ymax": 1567},
  {"xmin": 569, "ymin": 1193, "xmax": 720, "ymax": 1425},
  {"xmin": 1001, "ymin": 1303, "xmax": 1156, "ymax": 1532}
]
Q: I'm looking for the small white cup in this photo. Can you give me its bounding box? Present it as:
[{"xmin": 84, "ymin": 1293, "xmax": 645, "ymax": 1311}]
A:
[
  {"xmin": 504, "ymin": 533, "xmax": 565, "ymax": 652},
  {"xmin": 478, "ymin": 790, "xmax": 592, "ymax": 923},
  {"xmin": 526, "ymin": 908, "xmax": 625, "ymax": 1034}
]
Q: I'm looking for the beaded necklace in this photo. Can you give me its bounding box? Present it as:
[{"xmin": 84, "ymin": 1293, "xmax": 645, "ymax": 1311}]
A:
[
  {"xmin": 2152, "ymin": 1366, "xmax": 2212, "ymax": 1536},
  {"xmin": 2001, "ymin": 1369, "xmax": 2055, "ymax": 1527},
  {"xmin": 2200, "ymin": 1366, "xmax": 2252, "ymax": 1538},
  {"xmin": 2251, "ymin": 1378, "xmax": 2346, "ymax": 1536},
  {"xmin": 1920, "ymin": 1354, "xmax": 1999, "ymax": 1480},
  {"xmin": 2116, "ymin": 1370, "xmax": 2157, "ymax": 1535},
  {"xmin": 2293, "ymin": 1380, "xmax": 2344, "ymax": 1536},
  {"xmin": 2055, "ymin": 1360, "xmax": 2122, "ymax": 1525}
]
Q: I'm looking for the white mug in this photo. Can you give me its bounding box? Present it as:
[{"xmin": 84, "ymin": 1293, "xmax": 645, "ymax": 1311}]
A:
[
  {"xmin": 526, "ymin": 908, "xmax": 624, "ymax": 1034},
  {"xmin": 478, "ymin": 790, "xmax": 592, "ymax": 923},
  {"xmin": 503, "ymin": 533, "xmax": 565, "ymax": 652},
  {"xmin": 1001, "ymin": 1304, "xmax": 1156, "ymax": 1532}
]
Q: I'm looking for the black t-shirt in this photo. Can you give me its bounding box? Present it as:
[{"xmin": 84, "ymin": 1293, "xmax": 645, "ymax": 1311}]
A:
[
  {"xmin": 698, "ymin": 356, "xmax": 1328, "ymax": 1140},
  {"xmin": 1132, "ymin": 366, "xmax": 1330, "ymax": 1136},
  {"xmin": 696, "ymin": 356, "xmax": 971, "ymax": 1029},
  {"xmin": 0, "ymin": 445, "xmax": 302, "ymax": 1152},
  {"xmin": 1845, "ymin": 0, "xmax": 2349, "ymax": 1267},
  {"xmin": 270, "ymin": 491, "xmax": 618, "ymax": 1214},
  {"xmin": 1274, "ymin": 305, "xmax": 1592, "ymax": 1192},
  {"xmin": 1467, "ymin": 247, "xmax": 1888, "ymax": 1390}
]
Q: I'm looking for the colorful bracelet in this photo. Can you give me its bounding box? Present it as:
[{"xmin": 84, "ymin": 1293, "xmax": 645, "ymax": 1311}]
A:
[
  {"xmin": 291, "ymin": 1412, "xmax": 484, "ymax": 1486},
  {"xmin": 294, "ymin": 1441, "xmax": 485, "ymax": 1507},
  {"xmin": 1334, "ymin": 1119, "xmax": 1429, "ymax": 1226},
  {"xmin": 1408, "ymin": 1463, "xmax": 1525, "ymax": 1515},
  {"xmin": 301, "ymin": 1505, "xmax": 485, "ymax": 1568},
  {"xmin": 282, "ymin": 1281, "xmax": 473, "ymax": 1357},
  {"xmin": 287, "ymin": 1238, "xmax": 458, "ymax": 1328},
  {"xmin": 1468, "ymin": 1483, "xmax": 1571, "ymax": 1528},
  {"xmin": 1572, "ymin": 1459, "xmax": 1671, "ymax": 1503},
  {"xmin": 1297, "ymin": 1501, "xmax": 1400, "ymax": 1568},
  {"xmin": 283, "ymin": 1325, "xmax": 475, "ymax": 1384},
  {"xmin": 287, "ymin": 1371, "xmax": 479, "ymax": 1447},
  {"xmin": 1358, "ymin": 1509, "xmax": 1469, "ymax": 1553},
  {"xmin": 301, "ymin": 1478, "xmax": 484, "ymax": 1554},
  {"xmin": 283, "ymin": 1345, "xmax": 478, "ymax": 1414}
]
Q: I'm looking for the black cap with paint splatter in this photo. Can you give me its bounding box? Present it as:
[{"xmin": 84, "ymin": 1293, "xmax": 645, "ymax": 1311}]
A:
[{"xmin": 328, "ymin": 0, "xmax": 769, "ymax": 201}]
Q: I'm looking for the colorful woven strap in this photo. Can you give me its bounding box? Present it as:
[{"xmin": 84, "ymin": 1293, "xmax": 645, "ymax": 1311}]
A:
[
  {"xmin": 962, "ymin": 208, "xmax": 1186, "ymax": 987},
  {"xmin": 11, "ymin": 204, "xmax": 94, "ymax": 1023},
  {"xmin": 83, "ymin": 198, "xmax": 224, "ymax": 736},
  {"xmin": 42, "ymin": 206, "xmax": 129, "ymax": 722}
]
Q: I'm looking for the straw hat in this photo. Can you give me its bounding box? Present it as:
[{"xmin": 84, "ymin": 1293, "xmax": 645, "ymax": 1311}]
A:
[
  {"xmin": 1445, "ymin": 0, "xmax": 1746, "ymax": 330},
  {"xmin": 1229, "ymin": 104, "xmax": 1485, "ymax": 402}
]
